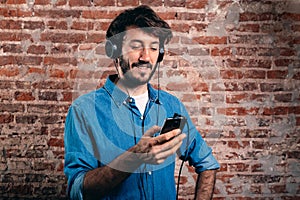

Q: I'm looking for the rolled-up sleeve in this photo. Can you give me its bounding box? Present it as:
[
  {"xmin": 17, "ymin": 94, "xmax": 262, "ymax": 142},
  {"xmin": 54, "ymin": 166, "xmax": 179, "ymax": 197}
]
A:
[
  {"xmin": 178, "ymin": 102, "xmax": 220, "ymax": 173},
  {"xmin": 64, "ymin": 105, "xmax": 99, "ymax": 200}
]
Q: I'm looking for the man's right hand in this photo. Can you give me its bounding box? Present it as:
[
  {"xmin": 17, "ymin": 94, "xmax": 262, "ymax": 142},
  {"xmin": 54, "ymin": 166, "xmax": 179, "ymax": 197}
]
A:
[{"xmin": 130, "ymin": 126, "xmax": 186, "ymax": 164}]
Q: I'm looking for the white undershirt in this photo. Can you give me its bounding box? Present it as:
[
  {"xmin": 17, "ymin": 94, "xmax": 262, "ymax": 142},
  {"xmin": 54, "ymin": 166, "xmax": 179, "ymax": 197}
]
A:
[{"xmin": 131, "ymin": 91, "xmax": 149, "ymax": 115}]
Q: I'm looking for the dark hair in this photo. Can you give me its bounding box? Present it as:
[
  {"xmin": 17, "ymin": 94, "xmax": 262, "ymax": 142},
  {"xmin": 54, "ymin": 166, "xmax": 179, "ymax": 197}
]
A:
[{"xmin": 106, "ymin": 5, "xmax": 173, "ymax": 45}]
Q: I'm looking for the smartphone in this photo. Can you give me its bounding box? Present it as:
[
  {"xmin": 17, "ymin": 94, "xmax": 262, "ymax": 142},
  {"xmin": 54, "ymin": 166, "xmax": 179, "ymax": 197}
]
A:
[{"xmin": 160, "ymin": 116, "xmax": 187, "ymax": 134}]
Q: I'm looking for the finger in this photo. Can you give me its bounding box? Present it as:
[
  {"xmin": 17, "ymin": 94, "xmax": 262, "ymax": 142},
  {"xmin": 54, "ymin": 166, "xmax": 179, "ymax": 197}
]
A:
[
  {"xmin": 157, "ymin": 129, "xmax": 182, "ymax": 143},
  {"xmin": 153, "ymin": 140, "xmax": 184, "ymax": 162},
  {"xmin": 143, "ymin": 125, "xmax": 161, "ymax": 137},
  {"xmin": 158, "ymin": 133, "xmax": 186, "ymax": 152}
]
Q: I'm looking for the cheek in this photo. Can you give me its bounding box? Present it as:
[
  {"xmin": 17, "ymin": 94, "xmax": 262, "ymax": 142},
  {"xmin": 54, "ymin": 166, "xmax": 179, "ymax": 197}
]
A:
[{"xmin": 150, "ymin": 52, "xmax": 159, "ymax": 63}]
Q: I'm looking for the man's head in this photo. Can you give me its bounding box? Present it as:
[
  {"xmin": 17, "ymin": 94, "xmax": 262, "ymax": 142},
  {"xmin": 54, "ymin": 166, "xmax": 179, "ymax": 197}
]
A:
[{"xmin": 105, "ymin": 5, "xmax": 173, "ymax": 86}]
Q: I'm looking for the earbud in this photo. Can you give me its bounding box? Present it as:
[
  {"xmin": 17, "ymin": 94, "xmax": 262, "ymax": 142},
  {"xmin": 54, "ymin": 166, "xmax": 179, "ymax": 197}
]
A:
[{"xmin": 157, "ymin": 46, "xmax": 164, "ymax": 63}]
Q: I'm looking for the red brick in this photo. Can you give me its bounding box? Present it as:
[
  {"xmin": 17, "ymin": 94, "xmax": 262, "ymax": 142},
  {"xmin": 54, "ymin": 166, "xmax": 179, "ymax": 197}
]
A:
[
  {"xmin": 220, "ymin": 70, "xmax": 243, "ymax": 79},
  {"xmin": 16, "ymin": 115, "xmax": 38, "ymax": 124},
  {"xmin": 27, "ymin": 45, "xmax": 46, "ymax": 54},
  {"xmin": 221, "ymin": 82, "xmax": 258, "ymax": 92},
  {"xmin": 92, "ymin": 0, "xmax": 115, "ymax": 6},
  {"xmin": 34, "ymin": 0, "xmax": 51, "ymax": 5},
  {"xmin": 51, "ymin": 44, "xmax": 78, "ymax": 54},
  {"xmin": 40, "ymin": 115, "xmax": 64, "ymax": 124},
  {"xmin": 0, "ymin": 104, "xmax": 25, "ymax": 112},
  {"xmin": 48, "ymin": 138, "xmax": 64, "ymax": 147},
  {"xmin": 186, "ymin": 0, "xmax": 207, "ymax": 9},
  {"xmin": 71, "ymin": 21, "xmax": 94, "ymax": 30},
  {"xmin": 260, "ymin": 83, "xmax": 284, "ymax": 92},
  {"xmin": 15, "ymin": 91, "xmax": 35, "ymax": 101},
  {"xmin": 70, "ymin": 69, "xmax": 94, "ymax": 79},
  {"xmin": 69, "ymin": 0, "xmax": 92, "ymax": 6},
  {"xmin": 211, "ymin": 47, "xmax": 231, "ymax": 56},
  {"xmin": 0, "ymin": 8, "xmax": 33, "ymax": 17},
  {"xmin": 228, "ymin": 141, "xmax": 250, "ymax": 149},
  {"xmin": 225, "ymin": 58, "xmax": 272, "ymax": 69},
  {"xmin": 44, "ymin": 56, "xmax": 77, "ymax": 66},
  {"xmin": 170, "ymin": 23, "xmax": 190, "ymax": 33},
  {"xmin": 267, "ymin": 70, "xmax": 288, "ymax": 79},
  {"xmin": 0, "ymin": 66, "xmax": 19, "ymax": 76},
  {"xmin": 281, "ymin": 13, "xmax": 300, "ymax": 21},
  {"xmin": 251, "ymin": 163, "xmax": 263, "ymax": 172},
  {"xmin": 23, "ymin": 21, "xmax": 45, "ymax": 30},
  {"xmin": 86, "ymin": 33, "xmax": 106, "ymax": 43},
  {"xmin": 34, "ymin": 9, "xmax": 81, "ymax": 18},
  {"xmin": 140, "ymin": 0, "xmax": 162, "ymax": 7},
  {"xmin": 274, "ymin": 59, "xmax": 294, "ymax": 67},
  {"xmin": 2, "ymin": 43, "xmax": 23, "ymax": 53},
  {"xmin": 0, "ymin": 114, "xmax": 13, "ymax": 123},
  {"xmin": 238, "ymin": 24, "xmax": 260, "ymax": 32},
  {"xmin": 240, "ymin": 12, "xmax": 277, "ymax": 21},
  {"xmin": 194, "ymin": 36, "xmax": 227, "ymax": 45},
  {"xmin": 279, "ymin": 48, "xmax": 296, "ymax": 56},
  {"xmin": 32, "ymin": 81, "xmax": 73, "ymax": 90},
  {"xmin": 226, "ymin": 93, "xmax": 248, "ymax": 103},
  {"xmin": 263, "ymin": 106, "xmax": 289, "ymax": 115},
  {"xmin": 117, "ymin": 0, "xmax": 138, "ymax": 6},
  {"xmin": 6, "ymin": 0, "xmax": 26, "ymax": 4},
  {"xmin": 228, "ymin": 163, "xmax": 250, "ymax": 172},
  {"xmin": 292, "ymin": 24, "xmax": 300, "ymax": 32},
  {"xmin": 177, "ymin": 12, "xmax": 206, "ymax": 21},
  {"xmin": 244, "ymin": 70, "xmax": 266, "ymax": 79},
  {"xmin": 47, "ymin": 20, "xmax": 68, "ymax": 30},
  {"xmin": 157, "ymin": 11, "xmax": 177, "ymax": 20},
  {"xmin": 0, "ymin": 32, "xmax": 31, "ymax": 41},
  {"xmin": 41, "ymin": 32, "xmax": 86, "ymax": 43},
  {"xmin": 38, "ymin": 91, "xmax": 58, "ymax": 101},
  {"xmin": 274, "ymin": 93, "xmax": 292, "ymax": 102},
  {"xmin": 49, "ymin": 68, "xmax": 66, "ymax": 78},
  {"xmin": 28, "ymin": 67, "xmax": 46, "ymax": 74},
  {"xmin": 0, "ymin": 19, "xmax": 22, "ymax": 29},
  {"xmin": 82, "ymin": 10, "xmax": 120, "ymax": 19},
  {"xmin": 54, "ymin": 0, "xmax": 67, "ymax": 6},
  {"xmin": 164, "ymin": 0, "xmax": 185, "ymax": 7}
]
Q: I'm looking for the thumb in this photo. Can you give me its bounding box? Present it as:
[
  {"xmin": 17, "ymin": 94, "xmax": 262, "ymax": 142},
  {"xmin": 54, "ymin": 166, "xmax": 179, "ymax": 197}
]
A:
[{"xmin": 143, "ymin": 125, "xmax": 161, "ymax": 137}]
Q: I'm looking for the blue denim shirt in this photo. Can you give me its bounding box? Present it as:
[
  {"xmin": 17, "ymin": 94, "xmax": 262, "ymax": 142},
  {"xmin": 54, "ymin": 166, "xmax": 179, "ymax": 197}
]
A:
[{"xmin": 64, "ymin": 75, "xmax": 219, "ymax": 200}]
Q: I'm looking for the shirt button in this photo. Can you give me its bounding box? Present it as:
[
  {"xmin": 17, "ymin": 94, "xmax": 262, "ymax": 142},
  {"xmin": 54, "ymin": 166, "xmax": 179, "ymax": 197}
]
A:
[
  {"xmin": 140, "ymin": 116, "xmax": 143, "ymax": 120},
  {"xmin": 148, "ymin": 171, "xmax": 152, "ymax": 175}
]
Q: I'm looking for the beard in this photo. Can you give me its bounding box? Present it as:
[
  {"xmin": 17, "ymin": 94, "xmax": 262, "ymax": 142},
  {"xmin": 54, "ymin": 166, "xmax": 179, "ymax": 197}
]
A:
[
  {"xmin": 119, "ymin": 56, "xmax": 153, "ymax": 74},
  {"xmin": 118, "ymin": 56, "xmax": 157, "ymax": 86}
]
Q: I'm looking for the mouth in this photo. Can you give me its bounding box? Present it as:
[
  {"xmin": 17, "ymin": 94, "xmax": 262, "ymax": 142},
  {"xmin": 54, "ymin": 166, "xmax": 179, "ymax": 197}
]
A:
[{"xmin": 132, "ymin": 63, "xmax": 152, "ymax": 69}]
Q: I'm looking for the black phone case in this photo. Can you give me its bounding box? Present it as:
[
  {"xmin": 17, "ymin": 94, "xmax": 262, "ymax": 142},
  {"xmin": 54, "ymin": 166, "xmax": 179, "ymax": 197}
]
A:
[{"xmin": 160, "ymin": 117, "xmax": 187, "ymax": 134}]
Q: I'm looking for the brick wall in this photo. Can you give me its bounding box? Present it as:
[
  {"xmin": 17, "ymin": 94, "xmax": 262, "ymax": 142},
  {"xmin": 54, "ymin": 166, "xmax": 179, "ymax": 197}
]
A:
[{"xmin": 0, "ymin": 0, "xmax": 299, "ymax": 199}]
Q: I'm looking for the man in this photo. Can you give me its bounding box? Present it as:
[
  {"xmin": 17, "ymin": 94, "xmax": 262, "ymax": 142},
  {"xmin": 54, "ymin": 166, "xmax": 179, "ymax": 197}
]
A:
[{"xmin": 64, "ymin": 5, "xmax": 219, "ymax": 200}]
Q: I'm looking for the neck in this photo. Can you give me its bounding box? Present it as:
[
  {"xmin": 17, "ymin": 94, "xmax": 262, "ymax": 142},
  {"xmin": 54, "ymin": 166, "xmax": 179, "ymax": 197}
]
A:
[{"xmin": 115, "ymin": 78, "xmax": 148, "ymax": 96}]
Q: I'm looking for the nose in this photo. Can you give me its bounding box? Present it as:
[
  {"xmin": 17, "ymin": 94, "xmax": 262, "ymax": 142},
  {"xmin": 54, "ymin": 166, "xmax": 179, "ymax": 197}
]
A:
[{"xmin": 139, "ymin": 48, "xmax": 151, "ymax": 62}]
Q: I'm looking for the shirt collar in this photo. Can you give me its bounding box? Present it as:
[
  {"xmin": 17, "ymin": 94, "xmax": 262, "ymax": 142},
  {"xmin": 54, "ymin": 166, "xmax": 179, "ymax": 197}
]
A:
[{"xmin": 103, "ymin": 74, "xmax": 161, "ymax": 107}]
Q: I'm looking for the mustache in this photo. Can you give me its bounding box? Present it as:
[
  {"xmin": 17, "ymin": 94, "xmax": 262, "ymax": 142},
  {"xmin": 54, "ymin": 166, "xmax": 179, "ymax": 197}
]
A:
[{"xmin": 131, "ymin": 60, "xmax": 152, "ymax": 69}]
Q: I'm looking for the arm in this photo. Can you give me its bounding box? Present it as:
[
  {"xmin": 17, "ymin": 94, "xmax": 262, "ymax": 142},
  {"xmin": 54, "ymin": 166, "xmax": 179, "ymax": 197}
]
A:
[
  {"xmin": 194, "ymin": 169, "xmax": 217, "ymax": 200},
  {"xmin": 83, "ymin": 126, "xmax": 186, "ymax": 200}
]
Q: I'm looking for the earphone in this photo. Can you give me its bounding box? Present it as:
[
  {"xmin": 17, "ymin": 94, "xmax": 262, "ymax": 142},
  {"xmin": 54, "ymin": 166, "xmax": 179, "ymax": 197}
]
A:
[{"xmin": 105, "ymin": 39, "xmax": 165, "ymax": 63}]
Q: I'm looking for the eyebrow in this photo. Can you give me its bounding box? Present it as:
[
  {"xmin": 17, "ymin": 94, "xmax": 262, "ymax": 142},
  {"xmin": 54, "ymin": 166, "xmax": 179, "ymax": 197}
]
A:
[{"xmin": 129, "ymin": 39, "xmax": 159, "ymax": 45}]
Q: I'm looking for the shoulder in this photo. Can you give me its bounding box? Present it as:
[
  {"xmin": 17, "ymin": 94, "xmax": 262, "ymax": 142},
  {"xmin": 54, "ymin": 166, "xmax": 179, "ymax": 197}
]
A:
[{"xmin": 71, "ymin": 87, "xmax": 106, "ymax": 109}]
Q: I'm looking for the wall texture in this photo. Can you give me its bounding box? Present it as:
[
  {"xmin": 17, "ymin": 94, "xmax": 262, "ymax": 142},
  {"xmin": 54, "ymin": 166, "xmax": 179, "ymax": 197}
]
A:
[{"xmin": 0, "ymin": 0, "xmax": 299, "ymax": 199}]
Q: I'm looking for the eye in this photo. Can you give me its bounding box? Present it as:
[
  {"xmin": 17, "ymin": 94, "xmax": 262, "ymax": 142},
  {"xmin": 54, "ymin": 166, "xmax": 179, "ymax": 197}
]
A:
[
  {"xmin": 150, "ymin": 44, "xmax": 159, "ymax": 51},
  {"xmin": 129, "ymin": 42, "xmax": 143, "ymax": 50}
]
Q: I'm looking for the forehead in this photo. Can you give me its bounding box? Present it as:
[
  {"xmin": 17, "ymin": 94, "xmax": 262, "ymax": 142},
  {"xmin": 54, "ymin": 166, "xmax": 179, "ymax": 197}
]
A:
[{"xmin": 123, "ymin": 27, "xmax": 159, "ymax": 44}]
